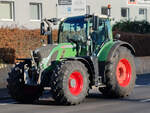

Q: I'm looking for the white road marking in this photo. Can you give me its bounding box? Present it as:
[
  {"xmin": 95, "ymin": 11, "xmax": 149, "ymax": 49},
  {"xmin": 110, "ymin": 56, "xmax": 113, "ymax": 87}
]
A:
[
  {"xmin": 140, "ymin": 99, "xmax": 150, "ymax": 103},
  {"xmin": 0, "ymin": 103, "xmax": 9, "ymax": 106},
  {"xmin": 135, "ymin": 84, "xmax": 150, "ymax": 87},
  {"xmin": 0, "ymin": 102, "xmax": 17, "ymax": 106}
]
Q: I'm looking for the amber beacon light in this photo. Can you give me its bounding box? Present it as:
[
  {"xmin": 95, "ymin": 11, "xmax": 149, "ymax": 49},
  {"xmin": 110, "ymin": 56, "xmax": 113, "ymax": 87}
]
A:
[{"xmin": 108, "ymin": 4, "xmax": 111, "ymax": 9}]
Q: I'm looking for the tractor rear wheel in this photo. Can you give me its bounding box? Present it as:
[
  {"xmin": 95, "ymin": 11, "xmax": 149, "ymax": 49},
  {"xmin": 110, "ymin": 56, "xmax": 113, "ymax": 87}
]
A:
[
  {"xmin": 99, "ymin": 46, "xmax": 136, "ymax": 98},
  {"xmin": 7, "ymin": 63, "xmax": 43, "ymax": 103},
  {"xmin": 50, "ymin": 60, "xmax": 89, "ymax": 105}
]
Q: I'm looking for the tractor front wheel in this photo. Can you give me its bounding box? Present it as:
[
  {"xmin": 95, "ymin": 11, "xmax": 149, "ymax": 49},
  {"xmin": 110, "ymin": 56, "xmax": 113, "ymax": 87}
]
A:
[
  {"xmin": 50, "ymin": 61, "xmax": 89, "ymax": 105},
  {"xmin": 99, "ymin": 46, "xmax": 136, "ymax": 98}
]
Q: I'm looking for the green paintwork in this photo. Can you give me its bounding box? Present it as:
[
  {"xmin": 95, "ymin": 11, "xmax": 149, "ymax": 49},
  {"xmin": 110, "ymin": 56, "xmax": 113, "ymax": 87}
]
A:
[
  {"xmin": 97, "ymin": 40, "xmax": 114, "ymax": 61},
  {"xmin": 41, "ymin": 15, "xmax": 116, "ymax": 71},
  {"xmin": 41, "ymin": 43, "xmax": 76, "ymax": 70},
  {"xmin": 97, "ymin": 19, "xmax": 114, "ymax": 61}
]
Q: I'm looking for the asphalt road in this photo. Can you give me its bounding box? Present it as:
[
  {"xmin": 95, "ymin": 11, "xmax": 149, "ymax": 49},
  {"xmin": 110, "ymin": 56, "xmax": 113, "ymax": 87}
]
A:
[{"xmin": 0, "ymin": 74, "xmax": 150, "ymax": 113}]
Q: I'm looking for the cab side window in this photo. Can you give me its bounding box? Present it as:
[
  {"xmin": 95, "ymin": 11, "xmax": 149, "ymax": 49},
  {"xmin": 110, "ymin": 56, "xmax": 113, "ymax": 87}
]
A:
[{"xmin": 90, "ymin": 22, "xmax": 106, "ymax": 45}]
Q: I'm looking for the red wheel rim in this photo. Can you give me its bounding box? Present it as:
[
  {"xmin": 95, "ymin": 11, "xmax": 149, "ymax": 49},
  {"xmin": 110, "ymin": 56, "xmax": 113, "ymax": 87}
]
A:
[
  {"xmin": 68, "ymin": 71, "xmax": 83, "ymax": 96},
  {"xmin": 116, "ymin": 58, "xmax": 132, "ymax": 87}
]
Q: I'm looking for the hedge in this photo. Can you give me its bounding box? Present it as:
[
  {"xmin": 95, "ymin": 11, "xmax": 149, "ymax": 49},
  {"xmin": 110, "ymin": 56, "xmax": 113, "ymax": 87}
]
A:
[
  {"xmin": 113, "ymin": 31, "xmax": 150, "ymax": 56},
  {"xmin": 113, "ymin": 20, "xmax": 150, "ymax": 34},
  {"xmin": 0, "ymin": 26, "xmax": 150, "ymax": 64},
  {"xmin": 0, "ymin": 28, "xmax": 58, "ymax": 64}
]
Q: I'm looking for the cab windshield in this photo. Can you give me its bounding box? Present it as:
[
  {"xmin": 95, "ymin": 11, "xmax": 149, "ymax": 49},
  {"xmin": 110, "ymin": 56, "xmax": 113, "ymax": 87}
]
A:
[{"xmin": 59, "ymin": 16, "xmax": 87, "ymax": 43}]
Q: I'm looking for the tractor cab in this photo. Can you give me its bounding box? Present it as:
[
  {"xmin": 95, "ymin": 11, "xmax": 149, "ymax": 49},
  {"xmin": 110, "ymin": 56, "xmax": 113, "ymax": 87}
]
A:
[
  {"xmin": 41, "ymin": 14, "xmax": 113, "ymax": 57},
  {"xmin": 58, "ymin": 15, "xmax": 113, "ymax": 56}
]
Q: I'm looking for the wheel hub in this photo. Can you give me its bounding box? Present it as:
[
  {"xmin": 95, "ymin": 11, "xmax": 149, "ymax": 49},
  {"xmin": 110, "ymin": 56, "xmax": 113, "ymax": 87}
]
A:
[
  {"xmin": 70, "ymin": 79, "xmax": 76, "ymax": 88},
  {"xmin": 116, "ymin": 58, "xmax": 132, "ymax": 87},
  {"xmin": 68, "ymin": 71, "xmax": 83, "ymax": 96}
]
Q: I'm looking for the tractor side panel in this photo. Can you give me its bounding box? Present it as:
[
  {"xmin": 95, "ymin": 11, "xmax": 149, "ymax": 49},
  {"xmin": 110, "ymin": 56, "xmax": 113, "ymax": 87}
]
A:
[
  {"xmin": 56, "ymin": 44, "xmax": 77, "ymax": 60},
  {"xmin": 42, "ymin": 43, "xmax": 77, "ymax": 70},
  {"xmin": 97, "ymin": 41, "xmax": 114, "ymax": 81},
  {"xmin": 97, "ymin": 20, "xmax": 114, "ymax": 62},
  {"xmin": 97, "ymin": 41, "xmax": 114, "ymax": 62}
]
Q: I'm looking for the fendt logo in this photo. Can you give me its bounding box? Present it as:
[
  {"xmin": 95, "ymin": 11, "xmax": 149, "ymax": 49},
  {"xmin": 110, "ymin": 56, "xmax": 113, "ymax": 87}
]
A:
[{"xmin": 128, "ymin": 0, "xmax": 150, "ymax": 6}]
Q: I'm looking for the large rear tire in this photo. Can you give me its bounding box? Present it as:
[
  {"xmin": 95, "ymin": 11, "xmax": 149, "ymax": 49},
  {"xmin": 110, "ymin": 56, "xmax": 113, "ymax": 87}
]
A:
[
  {"xmin": 50, "ymin": 60, "xmax": 90, "ymax": 105},
  {"xmin": 99, "ymin": 46, "xmax": 136, "ymax": 97},
  {"xmin": 7, "ymin": 63, "xmax": 43, "ymax": 103}
]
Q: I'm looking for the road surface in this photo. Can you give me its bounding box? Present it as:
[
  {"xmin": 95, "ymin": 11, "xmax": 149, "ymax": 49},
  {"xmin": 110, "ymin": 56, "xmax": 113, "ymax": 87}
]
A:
[{"xmin": 0, "ymin": 74, "xmax": 150, "ymax": 113}]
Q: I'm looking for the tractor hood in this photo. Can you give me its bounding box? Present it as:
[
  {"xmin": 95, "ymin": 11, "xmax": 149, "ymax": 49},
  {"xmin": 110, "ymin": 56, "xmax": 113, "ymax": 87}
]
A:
[
  {"xmin": 33, "ymin": 44, "xmax": 57, "ymax": 62},
  {"xmin": 33, "ymin": 43, "xmax": 76, "ymax": 69}
]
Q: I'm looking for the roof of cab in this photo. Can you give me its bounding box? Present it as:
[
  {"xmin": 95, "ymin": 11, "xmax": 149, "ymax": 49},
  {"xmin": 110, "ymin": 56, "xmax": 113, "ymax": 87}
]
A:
[{"xmin": 61, "ymin": 14, "xmax": 110, "ymax": 23}]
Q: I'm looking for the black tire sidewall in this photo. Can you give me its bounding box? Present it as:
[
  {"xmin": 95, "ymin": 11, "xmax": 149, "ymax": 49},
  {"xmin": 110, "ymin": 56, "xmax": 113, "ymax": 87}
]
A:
[
  {"xmin": 104, "ymin": 46, "xmax": 136, "ymax": 97},
  {"xmin": 50, "ymin": 60, "xmax": 89, "ymax": 105},
  {"xmin": 63, "ymin": 62, "xmax": 89, "ymax": 102},
  {"xmin": 112, "ymin": 47, "xmax": 136, "ymax": 96}
]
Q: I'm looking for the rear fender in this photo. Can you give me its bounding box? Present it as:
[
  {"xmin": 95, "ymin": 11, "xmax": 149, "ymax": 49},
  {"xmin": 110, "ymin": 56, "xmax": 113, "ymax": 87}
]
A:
[
  {"xmin": 107, "ymin": 41, "xmax": 135, "ymax": 60},
  {"xmin": 102, "ymin": 40, "xmax": 135, "ymax": 83}
]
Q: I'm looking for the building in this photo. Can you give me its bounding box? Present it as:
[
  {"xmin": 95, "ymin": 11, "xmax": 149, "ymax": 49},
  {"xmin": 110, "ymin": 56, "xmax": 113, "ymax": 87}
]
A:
[
  {"xmin": 0, "ymin": 0, "xmax": 58, "ymax": 29},
  {"xmin": 0, "ymin": 0, "xmax": 149, "ymax": 29},
  {"xmin": 87, "ymin": 0, "xmax": 150, "ymax": 24}
]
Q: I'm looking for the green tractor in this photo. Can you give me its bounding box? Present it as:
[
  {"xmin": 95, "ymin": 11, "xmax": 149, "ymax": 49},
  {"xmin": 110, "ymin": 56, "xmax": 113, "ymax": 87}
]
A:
[{"xmin": 7, "ymin": 14, "xmax": 136, "ymax": 105}]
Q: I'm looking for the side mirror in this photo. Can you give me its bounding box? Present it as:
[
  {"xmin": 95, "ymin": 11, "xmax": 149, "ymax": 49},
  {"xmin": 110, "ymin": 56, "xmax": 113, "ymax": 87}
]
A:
[
  {"xmin": 92, "ymin": 16, "xmax": 99, "ymax": 30},
  {"xmin": 48, "ymin": 18, "xmax": 60, "ymax": 25},
  {"xmin": 115, "ymin": 33, "xmax": 121, "ymax": 39},
  {"xmin": 40, "ymin": 22, "xmax": 45, "ymax": 35}
]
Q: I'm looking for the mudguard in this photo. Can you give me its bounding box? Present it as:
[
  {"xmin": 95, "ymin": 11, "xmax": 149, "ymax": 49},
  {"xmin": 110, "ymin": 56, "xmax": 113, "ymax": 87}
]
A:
[
  {"xmin": 98, "ymin": 40, "xmax": 135, "ymax": 83},
  {"xmin": 107, "ymin": 40, "xmax": 135, "ymax": 60},
  {"xmin": 101, "ymin": 40, "xmax": 135, "ymax": 83}
]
